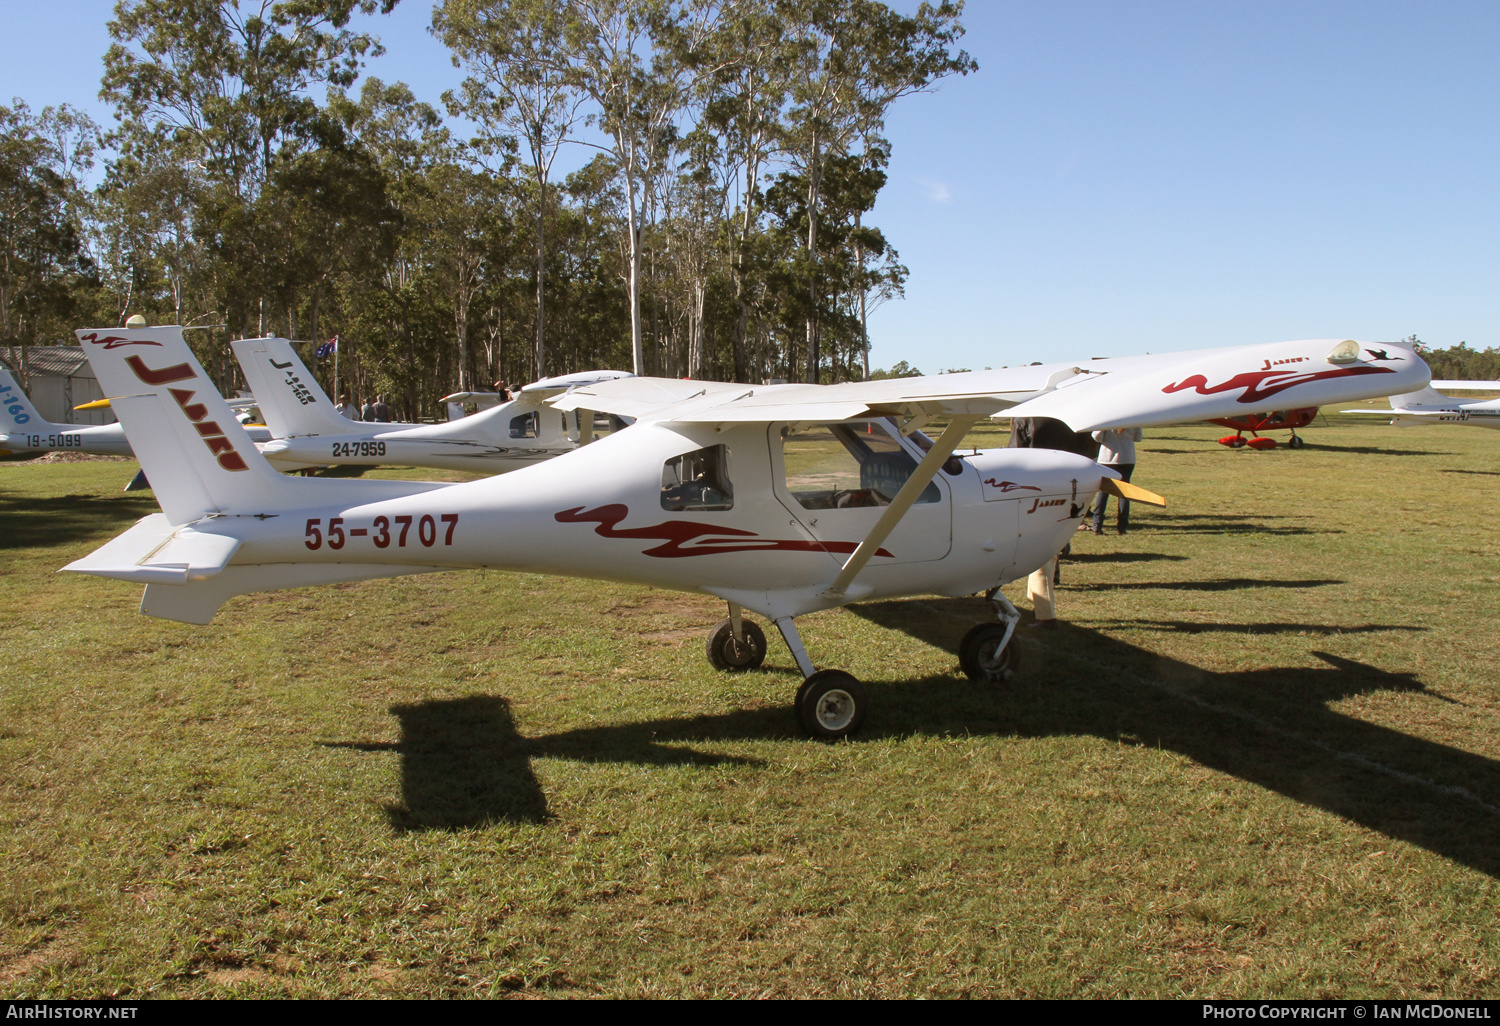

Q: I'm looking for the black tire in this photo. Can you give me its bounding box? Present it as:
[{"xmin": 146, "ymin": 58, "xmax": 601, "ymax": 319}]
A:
[
  {"xmin": 1288, "ymin": 435, "xmax": 1305, "ymax": 449},
  {"xmin": 795, "ymin": 670, "xmax": 867, "ymax": 741},
  {"xmin": 706, "ymin": 618, "xmax": 767, "ymax": 671},
  {"xmin": 959, "ymin": 622, "xmax": 1022, "ymax": 684}
]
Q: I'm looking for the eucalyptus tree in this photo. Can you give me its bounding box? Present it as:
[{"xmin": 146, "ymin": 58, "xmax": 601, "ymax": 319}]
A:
[
  {"xmin": 777, "ymin": 0, "xmax": 973, "ymax": 382},
  {"xmin": 94, "ymin": 152, "xmax": 210, "ymax": 328},
  {"xmin": 436, "ymin": 0, "xmax": 587, "ymax": 379},
  {"xmin": 0, "ymin": 102, "xmax": 99, "ymax": 382},
  {"xmin": 695, "ymin": 1, "xmax": 792, "ymax": 382},
  {"xmin": 101, "ymin": 0, "xmax": 399, "ymax": 335},
  {"xmin": 521, "ymin": 0, "xmax": 730, "ymax": 376}
]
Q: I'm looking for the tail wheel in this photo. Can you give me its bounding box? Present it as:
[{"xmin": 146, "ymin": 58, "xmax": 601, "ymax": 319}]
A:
[
  {"xmin": 1288, "ymin": 435, "xmax": 1305, "ymax": 449},
  {"xmin": 795, "ymin": 670, "xmax": 867, "ymax": 740},
  {"xmin": 706, "ymin": 618, "xmax": 767, "ymax": 671},
  {"xmin": 959, "ymin": 622, "xmax": 1022, "ymax": 683}
]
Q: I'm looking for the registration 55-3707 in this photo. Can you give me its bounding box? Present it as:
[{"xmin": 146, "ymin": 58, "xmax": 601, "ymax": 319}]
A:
[{"xmin": 304, "ymin": 514, "xmax": 458, "ymax": 550}]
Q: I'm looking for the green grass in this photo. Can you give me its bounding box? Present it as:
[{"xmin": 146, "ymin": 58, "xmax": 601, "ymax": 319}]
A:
[{"xmin": 1, "ymin": 414, "xmax": 1498, "ymax": 998}]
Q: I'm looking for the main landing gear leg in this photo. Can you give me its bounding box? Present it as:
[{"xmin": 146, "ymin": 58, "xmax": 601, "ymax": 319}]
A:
[
  {"xmin": 961, "ymin": 589, "xmax": 1024, "ymax": 684},
  {"xmin": 774, "ymin": 617, "xmax": 868, "ymax": 741}
]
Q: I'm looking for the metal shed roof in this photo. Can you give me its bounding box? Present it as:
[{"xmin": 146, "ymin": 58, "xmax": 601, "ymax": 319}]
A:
[{"xmin": 0, "ymin": 346, "xmax": 93, "ymax": 378}]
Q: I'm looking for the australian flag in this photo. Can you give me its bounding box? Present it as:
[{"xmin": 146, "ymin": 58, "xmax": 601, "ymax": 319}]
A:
[{"xmin": 315, "ymin": 336, "xmax": 339, "ymax": 359}]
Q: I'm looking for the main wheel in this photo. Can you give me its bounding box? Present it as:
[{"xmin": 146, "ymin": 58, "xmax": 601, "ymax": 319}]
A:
[
  {"xmin": 1228, "ymin": 436, "xmax": 1247, "ymax": 448},
  {"xmin": 1288, "ymin": 435, "xmax": 1305, "ymax": 449},
  {"xmin": 959, "ymin": 622, "xmax": 1022, "ymax": 683},
  {"xmin": 795, "ymin": 670, "xmax": 868, "ymax": 741},
  {"xmin": 706, "ymin": 618, "xmax": 767, "ymax": 671}
]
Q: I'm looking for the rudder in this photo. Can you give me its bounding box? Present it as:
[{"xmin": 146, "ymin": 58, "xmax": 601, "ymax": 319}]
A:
[{"xmin": 230, "ymin": 337, "xmax": 351, "ymax": 438}]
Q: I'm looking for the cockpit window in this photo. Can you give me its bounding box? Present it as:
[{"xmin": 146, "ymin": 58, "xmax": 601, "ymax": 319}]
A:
[
  {"xmin": 509, "ymin": 412, "xmax": 538, "ymax": 438},
  {"xmin": 662, "ymin": 444, "xmax": 733, "ymax": 511},
  {"xmin": 906, "ymin": 427, "xmax": 967, "ymax": 476},
  {"xmin": 782, "ymin": 421, "xmax": 940, "ymax": 510}
]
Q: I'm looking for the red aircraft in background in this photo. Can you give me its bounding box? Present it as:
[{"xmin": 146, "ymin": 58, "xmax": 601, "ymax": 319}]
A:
[{"xmin": 1208, "ymin": 407, "xmax": 1318, "ymax": 449}]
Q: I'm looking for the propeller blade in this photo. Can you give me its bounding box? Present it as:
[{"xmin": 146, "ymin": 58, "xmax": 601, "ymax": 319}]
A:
[{"xmin": 1100, "ymin": 478, "xmax": 1166, "ymax": 507}]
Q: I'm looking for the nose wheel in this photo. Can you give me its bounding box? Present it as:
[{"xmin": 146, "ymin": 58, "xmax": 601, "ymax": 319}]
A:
[
  {"xmin": 964, "ymin": 589, "xmax": 1023, "ymax": 683},
  {"xmin": 959, "ymin": 622, "xmax": 1022, "ymax": 683}
]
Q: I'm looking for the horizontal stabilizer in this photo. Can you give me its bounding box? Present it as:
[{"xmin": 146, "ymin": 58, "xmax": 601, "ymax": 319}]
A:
[
  {"xmin": 62, "ymin": 514, "xmax": 242, "ymax": 585},
  {"xmin": 1431, "ymin": 380, "xmax": 1500, "ymax": 391},
  {"xmin": 1100, "ymin": 478, "xmax": 1166, "ymax": 507},
  {"xmin": 140, "ymin": 563, "xmax": 450, "ymax": 624}
]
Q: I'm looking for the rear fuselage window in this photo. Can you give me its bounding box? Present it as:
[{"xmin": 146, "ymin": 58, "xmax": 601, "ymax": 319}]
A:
[
  {"xmin": 509, "ymin": 412, "xmax": 538, "ymax": 438},
  {"xmin": 662, "ymin": 444, "xmax": 733, "ymax": 511},
  {"xmin": 782, "ymin": 421, "xmax": 940, "ymax": 510}
]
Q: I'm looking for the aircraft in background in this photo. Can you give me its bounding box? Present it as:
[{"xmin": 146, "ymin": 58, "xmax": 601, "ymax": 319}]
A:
[
  {"xmin": 67, "ymin": 329, "xmax": 1428, "ymax": 740},
  {"xmin": 1342, "ymin": 380, "xmax": 1500, "ymax": 431},
  {"xmin": 3, "ymin": 354, "xmax": 272, "ymax": 494},
  {"xmin": 231, "ymin": 335, "xmax": 631, "ymax": 473},
  {"xmin": 1, "ymin": 364, "xmax": 134, "ymax": 459},
  {"xmin": 1208, "ymin": 407, "xmax": 1319, "ymax": 449}
]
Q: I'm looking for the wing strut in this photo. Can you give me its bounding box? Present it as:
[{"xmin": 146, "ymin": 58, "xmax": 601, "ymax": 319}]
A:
[{"xmin": 824, "ymin": 415, "xmax": 981, "ymax": 598}]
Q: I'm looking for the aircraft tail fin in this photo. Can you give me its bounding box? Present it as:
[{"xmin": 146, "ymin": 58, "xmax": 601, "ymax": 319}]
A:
[
  {"xmin": 78, "ymin": 327, "xmax": 447, "ymax": 528},
  {"xmin": 229, "ymin": 336, "xmax": 349, "ymax": 438},
  {"xmin": 77, "ymin": 327, "xmax": 302, "ymax": 524},
  {"xmin": 0, "ymin": 365, "xmax": 57, "ymax": 434}
]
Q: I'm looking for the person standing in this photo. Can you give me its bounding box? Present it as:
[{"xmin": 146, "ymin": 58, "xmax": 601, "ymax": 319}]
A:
[
  {"xmin": 370, "ymin": 394, "xmax": 391, "ymax": 423},
  {"xmin": 335, "ymin": 394, "xmax": 358, "ymax": 420},
  {"xmin": 360, "ymin": 397, "xmax": 375, "ymax": 422},
  {"xmin": 1090, "ymin": 427, "xmax": 1143, "ymax": 535},
  {"xmin": 1009, "ymin": 417, "xmax": 1097, "ymax": 629}
]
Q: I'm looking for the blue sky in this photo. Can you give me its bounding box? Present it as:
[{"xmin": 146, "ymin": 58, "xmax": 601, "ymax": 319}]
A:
[{"xmin": 3, "ymin": 1, "xmax": 1496, "ymax": 371}]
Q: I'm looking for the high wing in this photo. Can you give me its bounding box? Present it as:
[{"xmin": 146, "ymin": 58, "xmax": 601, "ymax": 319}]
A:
[{"xmin": 552, "ymin": 339, "xmax": 1429, "ymax": 431}]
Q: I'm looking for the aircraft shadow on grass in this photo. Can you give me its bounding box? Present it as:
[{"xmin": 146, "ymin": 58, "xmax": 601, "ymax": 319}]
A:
[
  {"xmin": 1442, "ymin": 469, "xmax": 1500, "ymax": 478},
  {"xmin": 0, "ymin": 490, "xmax": 157, "ymax": 551},
  {"xmin": 1133, "ymin": 513, "xmax": 1340, "ymax": 537},
  {"xmin": 1068, "ymin": 577, "xmax": 1343, "ymax": 593},
  {"xmin": 1063, "ymin": 551, "xmax": 1189, "ymax": 565},
  {"xmin": 328, "ymin": 697, "xmax": 769, "ymax": 831},
  {"xmin": 1322, "ymin": 445, "xmax": 1454, "ymax": 457},
  {"xmin": 349, "ymin": 596, "xmax": 1500, "ymax": 881}
]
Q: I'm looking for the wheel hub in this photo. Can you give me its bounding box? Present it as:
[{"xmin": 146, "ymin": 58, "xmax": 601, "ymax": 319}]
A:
[{"xmin": 815, "ymin": 689, "xmax": 856, "ymax": 731}]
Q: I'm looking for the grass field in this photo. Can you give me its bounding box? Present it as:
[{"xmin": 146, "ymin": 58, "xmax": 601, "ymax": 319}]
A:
[{"xmin": 2, "ymin": 410, "xmax": 1498, "ymax": 998}]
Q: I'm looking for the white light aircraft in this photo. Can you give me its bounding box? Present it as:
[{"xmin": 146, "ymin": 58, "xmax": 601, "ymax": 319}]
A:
[
  {"xmin": 231, "ymin": 336, "xmax": 631, "ymax": 472},
  {"xmin": 1343, "ymin": 379, "xmax": 1500, "ymax": 430},
  {"xmin": 66, "ymin": 328, "xmax": 1428, "ymax": 739},
  {"xmin": 1, "ymin": 364, "xmax": 135, "ymax": 458}
]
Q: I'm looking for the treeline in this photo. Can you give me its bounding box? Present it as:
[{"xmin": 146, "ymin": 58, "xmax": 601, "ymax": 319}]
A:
[
  {"xmin": 1406, "ymin": 338, "xmax": 1500, "ymax": 383},
  {"xmin": 0, "ymin": 0, "xmax": 974, "ymax": 419}
]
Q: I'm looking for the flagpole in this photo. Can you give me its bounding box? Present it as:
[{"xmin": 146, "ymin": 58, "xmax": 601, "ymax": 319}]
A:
[{"xmin": 333, "ymin": 336, "xmax": 340, "ymax": 402}]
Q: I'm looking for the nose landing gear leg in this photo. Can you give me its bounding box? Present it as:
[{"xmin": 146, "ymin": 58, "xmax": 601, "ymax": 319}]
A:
[{"xmin": 961, "ymin": 589, "xmax": 1023, "ymax": 683}]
